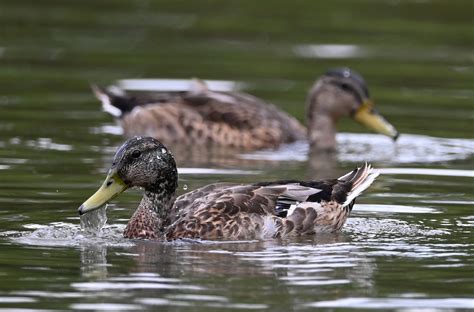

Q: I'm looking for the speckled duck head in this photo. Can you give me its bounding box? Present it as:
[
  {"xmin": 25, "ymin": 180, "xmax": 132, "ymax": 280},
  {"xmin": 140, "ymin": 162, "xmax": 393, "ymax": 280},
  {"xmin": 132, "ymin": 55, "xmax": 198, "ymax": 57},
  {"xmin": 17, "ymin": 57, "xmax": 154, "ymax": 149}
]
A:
[
  {"xmin": 78, "ymin": 137, "xmax": 178, "ymax": 216},
  {"xmin": 307, "ymin": 68, "xmax": 399, "ymax": 151}
]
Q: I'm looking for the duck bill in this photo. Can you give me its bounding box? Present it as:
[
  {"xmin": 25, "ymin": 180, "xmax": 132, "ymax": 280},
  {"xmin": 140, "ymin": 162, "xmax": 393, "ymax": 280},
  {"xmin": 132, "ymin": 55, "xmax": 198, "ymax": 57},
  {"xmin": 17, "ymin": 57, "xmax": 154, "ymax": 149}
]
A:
[
  {"xmin": 78, "ymin": 169, "xmax": 127, "ymax": 215},
  {"xmin": 354, "ymin": 100, "xmax": 399, "ymax": 141}
]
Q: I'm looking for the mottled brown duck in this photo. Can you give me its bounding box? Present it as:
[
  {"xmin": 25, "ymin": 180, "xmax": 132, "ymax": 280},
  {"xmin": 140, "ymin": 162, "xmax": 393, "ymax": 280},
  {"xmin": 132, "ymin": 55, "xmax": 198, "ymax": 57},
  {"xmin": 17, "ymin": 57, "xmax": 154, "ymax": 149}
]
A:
[
  {"xmin": 93, "ymin": 68, "xmax": 399, "ymax": 151},
  {"xmin": 78, "ymin": 137, "xmax": 380, "ymax": 240}
]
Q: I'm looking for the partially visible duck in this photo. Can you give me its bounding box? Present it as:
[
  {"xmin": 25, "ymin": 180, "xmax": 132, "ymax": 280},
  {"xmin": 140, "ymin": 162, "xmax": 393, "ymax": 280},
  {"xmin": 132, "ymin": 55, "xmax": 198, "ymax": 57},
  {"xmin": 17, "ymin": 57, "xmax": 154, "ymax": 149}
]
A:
[
  {"xmin": 92, "ymin": 68, "xmax": 399, "ymax": 151},
  {"xmin": 78, "ymin": 137, "xmax": 380, "ymax": 240}
]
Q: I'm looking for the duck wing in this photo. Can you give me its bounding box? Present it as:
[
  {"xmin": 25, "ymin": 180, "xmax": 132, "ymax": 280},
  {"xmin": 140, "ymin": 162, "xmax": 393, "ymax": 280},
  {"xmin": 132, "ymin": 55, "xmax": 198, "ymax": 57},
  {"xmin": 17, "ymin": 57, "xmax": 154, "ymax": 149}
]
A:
[
  {"xmin": 165, "ymin": 164, "xmax": 379, "ymax": 240},
  {"xmin": 182, "ymin": 91, "xmax": 284, "ymax": 128},
  {"xmin": 166, "ymin": 182, "xmax": 238, "ymax": 226},
  {"xmin": 92, "ymin": 84, "xmax": 306, "ymax": 149},
  {"xmin": 164, "ymin": 182, "xmax": 322, "ymax": 240}
]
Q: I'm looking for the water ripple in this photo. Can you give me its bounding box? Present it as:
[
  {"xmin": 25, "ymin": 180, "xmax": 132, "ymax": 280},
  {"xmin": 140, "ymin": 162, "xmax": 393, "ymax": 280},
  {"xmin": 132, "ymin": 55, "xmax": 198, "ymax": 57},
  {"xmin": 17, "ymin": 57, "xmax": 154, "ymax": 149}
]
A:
[
  {"xmin": 70, "ymin": 303, "xmax": 142, "ymax": 311},
  {"xmin": 306, "ymin": 297, "xmax": 474, "ymax": 309},
  {"xmin": 5, "ymin": 222, "xmax": 130, "ymax": 248},
  {"xmin": 346, "ymin": 217, "xmax": 449, "ymax": 240},
  {"xmin": 355, "ymin": 204, "xmax": 440, "ymax": 214},
  {"xmin": 72, "ymin": 281, "xmax": 202, "ymax": 291},
  {"xmin": 0, "ymin": 296, "xmax": 36, "ymax": 303}
]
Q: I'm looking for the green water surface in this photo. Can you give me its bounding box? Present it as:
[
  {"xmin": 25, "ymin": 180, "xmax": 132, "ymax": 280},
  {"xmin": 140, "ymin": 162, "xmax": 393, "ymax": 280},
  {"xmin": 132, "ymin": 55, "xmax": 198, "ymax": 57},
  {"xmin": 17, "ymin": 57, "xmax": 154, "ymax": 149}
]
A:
[{"xmin": 0, "ymin": 1, "xmax": 473, "ymax": 311}]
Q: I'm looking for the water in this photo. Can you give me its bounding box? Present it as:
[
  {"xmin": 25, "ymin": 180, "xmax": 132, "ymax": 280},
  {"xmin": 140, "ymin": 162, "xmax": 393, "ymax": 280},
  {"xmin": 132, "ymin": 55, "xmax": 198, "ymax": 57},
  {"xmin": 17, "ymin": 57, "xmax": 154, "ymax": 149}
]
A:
[{"xmin": 1, "ymin": 0, "xmax": 473, "ymax": 311}]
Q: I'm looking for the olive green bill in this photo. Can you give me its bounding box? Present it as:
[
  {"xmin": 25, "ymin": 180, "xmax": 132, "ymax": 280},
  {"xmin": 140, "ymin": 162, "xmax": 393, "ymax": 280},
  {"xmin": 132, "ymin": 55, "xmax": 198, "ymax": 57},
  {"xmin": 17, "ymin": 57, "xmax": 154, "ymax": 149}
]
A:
[
  {"xmin": 354, "ymin": 100, "xmax": 399, "ymax": 140},
  {"xmin": 78, "ymin": 169, "xmax": 128, "ymax": 215}
]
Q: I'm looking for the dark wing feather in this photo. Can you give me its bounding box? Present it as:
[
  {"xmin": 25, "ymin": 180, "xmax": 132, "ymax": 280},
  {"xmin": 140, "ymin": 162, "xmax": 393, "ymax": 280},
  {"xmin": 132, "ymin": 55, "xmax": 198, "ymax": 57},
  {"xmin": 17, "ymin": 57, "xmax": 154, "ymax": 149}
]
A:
[{"xmin": 255, "ymin": 179, "xmax": 336, "ymax": 203}]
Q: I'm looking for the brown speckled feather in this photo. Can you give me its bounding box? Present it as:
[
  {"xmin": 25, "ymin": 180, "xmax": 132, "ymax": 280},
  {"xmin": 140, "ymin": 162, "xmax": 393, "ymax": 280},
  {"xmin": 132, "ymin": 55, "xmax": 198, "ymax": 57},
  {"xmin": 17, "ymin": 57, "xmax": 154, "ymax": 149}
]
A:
[
  {"xmin": 95, "ymin": 85, "xmax": 306, "ymax": 150},
  {"xmin": 94, "ymin": 69, "xmax": 399, "ymax": 152},
  {"xmin": 163, "ymin": 163, "xmax": 378, "ymax": 240},
  {"xmin": 124, "ymin": 206, "xmax": 160, "ymax": 239},
  {"xmin": 165, "ymin": 184, "xmax": 288, "ymax": 240},
  {"xmin": 79, "ymin": 137, "xmax": 380, "ymax": 241}
]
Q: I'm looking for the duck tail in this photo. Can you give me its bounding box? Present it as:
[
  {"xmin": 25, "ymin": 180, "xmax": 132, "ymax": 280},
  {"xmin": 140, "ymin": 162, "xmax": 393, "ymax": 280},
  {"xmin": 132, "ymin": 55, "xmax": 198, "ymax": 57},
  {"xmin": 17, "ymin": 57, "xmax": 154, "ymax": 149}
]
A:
[
  {"xmin": 90, "ymin": 84, "xmax": 128, "ymax": 118},
  {"xmin": 337, "ymin": 163, "xmax": 380, "ymax": 207}
]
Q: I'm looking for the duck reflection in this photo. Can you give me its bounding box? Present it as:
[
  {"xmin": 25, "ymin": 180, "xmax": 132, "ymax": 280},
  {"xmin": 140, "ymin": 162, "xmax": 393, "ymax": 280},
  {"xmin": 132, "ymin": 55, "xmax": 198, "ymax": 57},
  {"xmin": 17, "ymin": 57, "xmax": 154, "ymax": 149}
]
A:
[
  {"xmin": 307, "ymin": 149, "xmax": 339, "ymax": 180},
  {"xmin": 77, "ymin": 233, "xmax": 375, "ymax": 300},
  {"xmin": 79, "ymin": 243, "xmax": 108, "ymax": 280},
  {"xmin": 96, "ymin": 138, "xmax": 343, "ymax": 185}
]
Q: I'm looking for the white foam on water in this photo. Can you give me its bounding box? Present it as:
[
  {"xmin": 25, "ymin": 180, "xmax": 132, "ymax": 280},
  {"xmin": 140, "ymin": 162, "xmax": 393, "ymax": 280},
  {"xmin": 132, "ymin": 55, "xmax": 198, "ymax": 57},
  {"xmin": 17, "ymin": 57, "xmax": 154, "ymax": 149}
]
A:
[
  {"xmin": 6, "ymin": 222, "xmax": 130, "ymax": 248},
  {"xmin": 70, "ymin": 303, "xmax": 142, "ymax": 311}
]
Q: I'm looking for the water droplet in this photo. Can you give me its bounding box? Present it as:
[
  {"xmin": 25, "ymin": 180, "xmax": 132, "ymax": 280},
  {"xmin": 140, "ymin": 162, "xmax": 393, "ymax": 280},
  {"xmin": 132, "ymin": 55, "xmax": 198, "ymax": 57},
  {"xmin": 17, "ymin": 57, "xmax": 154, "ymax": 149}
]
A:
[
  {"xmin": 183, "ymin": 184, "xmax": 188, "ymax": 191},
  {"xmin": 80, "ymin": 205, "xmax": 108, "ymax": 236},
  {"xmin": 161, "ymin": 148, "xmax": 167, "ymax": 154}
]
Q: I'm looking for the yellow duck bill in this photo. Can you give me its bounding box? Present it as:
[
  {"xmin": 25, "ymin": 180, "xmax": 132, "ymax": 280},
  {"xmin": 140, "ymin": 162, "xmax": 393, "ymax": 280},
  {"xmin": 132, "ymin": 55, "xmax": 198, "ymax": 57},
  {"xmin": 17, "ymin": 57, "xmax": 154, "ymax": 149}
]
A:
[
  {"xmin": 354, "ymin": 100, "xmax": 399, "ymax": 140},
  {"xmin": 78, "ymin": 170, "xmax": 128, "ymax": 215}
]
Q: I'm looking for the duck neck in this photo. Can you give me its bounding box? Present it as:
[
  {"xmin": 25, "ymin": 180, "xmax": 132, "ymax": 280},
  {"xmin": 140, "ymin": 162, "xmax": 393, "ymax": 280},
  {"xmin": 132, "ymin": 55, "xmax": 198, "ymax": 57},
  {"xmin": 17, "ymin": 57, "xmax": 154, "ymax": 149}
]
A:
[
  {"xmin": 307, "ymin": 110, "xmax": 337, "ymax": 152},
  {"xmin": 143, "ymin": 190, "xmax": 176, "ymax": 223},
  {"xmin": 306, "ymin": 85, "xmax": 340, "ymax": 152},
  {"xmin": 123, "ymin": 187, "xmax": 177, "ymax": 240}
]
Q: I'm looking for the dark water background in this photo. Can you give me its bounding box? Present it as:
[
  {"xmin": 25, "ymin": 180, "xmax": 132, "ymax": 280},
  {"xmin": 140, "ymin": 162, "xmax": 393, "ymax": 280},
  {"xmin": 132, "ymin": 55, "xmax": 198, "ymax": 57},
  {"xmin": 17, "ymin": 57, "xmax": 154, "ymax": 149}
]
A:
[{"xmin": 0, "ymin": 1, "xmax": 473, "ymax": 311}]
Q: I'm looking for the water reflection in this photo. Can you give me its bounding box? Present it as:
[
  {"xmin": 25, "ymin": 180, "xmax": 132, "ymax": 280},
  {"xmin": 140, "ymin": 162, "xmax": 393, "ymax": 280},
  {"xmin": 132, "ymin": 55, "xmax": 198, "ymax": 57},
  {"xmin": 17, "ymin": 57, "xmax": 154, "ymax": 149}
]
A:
[
  {"xmin": 307, "ymin": 149, "xmax": 338, "ymax": 179},
  {"xmin": 93, "ymin": 123, "xmax": 473, "ymax": 179},
  {"xmin": 3, "ymin": 208, "xmax": 464, "ymax": 310},
  {"xmin": 80, "ymin": 243, "xmax": 108, "ymax": 280},
  {"xmin": 90, "ymin": 130, "xmax": 474, "ymax": 183},
  {"xmin": 71, "ymin": 237, "xmax": 377, "ymax": 310},
  {"xmin": 94, "ymin": 137, "xmax": 291, "ymax": 171},
  {"xmin": 241, "ymin": 133, "xmax": 474, "ymax": 164}
]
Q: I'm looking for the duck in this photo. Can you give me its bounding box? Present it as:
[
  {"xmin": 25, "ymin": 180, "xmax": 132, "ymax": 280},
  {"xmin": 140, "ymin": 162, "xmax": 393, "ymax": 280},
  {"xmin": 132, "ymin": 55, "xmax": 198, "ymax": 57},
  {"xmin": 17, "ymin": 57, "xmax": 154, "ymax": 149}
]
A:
[
  {"xmin": 78, "ymin": 137, "xmax": 380, "ymax": 240},
  {"xmin": 92, "ymin": 68, "xmax": 399, "ymax": 152}
]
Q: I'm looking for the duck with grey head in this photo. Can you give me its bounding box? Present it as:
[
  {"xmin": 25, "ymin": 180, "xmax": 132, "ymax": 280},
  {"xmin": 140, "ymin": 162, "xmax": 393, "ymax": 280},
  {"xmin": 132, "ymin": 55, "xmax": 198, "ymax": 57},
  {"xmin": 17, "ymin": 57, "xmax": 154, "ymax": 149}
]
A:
[
  {"xmin": 93, "ymin": 68, "xmax": 399, "ymax": 152},
  {"xmin": 78, "ymin": 137, "xmax": 380, "ymax": 240}
]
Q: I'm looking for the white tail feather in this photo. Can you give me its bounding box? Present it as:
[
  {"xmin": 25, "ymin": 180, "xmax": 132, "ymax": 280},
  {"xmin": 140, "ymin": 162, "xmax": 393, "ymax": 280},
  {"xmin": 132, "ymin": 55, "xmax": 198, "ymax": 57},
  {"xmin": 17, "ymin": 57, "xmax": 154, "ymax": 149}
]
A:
[
  {"xmin": 91, "ymin": 85, "xmax": 122, "ymax": 117},
  {"xmin": 342, "ymin": 163, "xmax": 380, "ymax": 207}
]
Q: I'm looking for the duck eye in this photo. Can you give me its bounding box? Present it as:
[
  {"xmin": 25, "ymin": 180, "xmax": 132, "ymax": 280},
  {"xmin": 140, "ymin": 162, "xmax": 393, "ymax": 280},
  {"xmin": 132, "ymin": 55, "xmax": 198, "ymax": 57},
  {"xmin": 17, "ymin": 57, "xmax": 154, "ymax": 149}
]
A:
[
  {"xmin": 131, "ymin": 150, "xmax": 141, "ymax": 158},
  {"xmin": 340, "ymin": 83, "xmax": 350, "ymax": 91}
]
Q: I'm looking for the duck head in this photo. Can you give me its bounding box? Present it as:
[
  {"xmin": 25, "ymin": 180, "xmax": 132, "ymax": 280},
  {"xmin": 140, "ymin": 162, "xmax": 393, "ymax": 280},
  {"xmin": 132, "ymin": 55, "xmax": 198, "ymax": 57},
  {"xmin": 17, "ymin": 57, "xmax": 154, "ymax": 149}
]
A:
[
  {"xmin": 307, "ymin": 68, "xmax": 399, "ymax": 151},
  {"xmin": 78, "ymin": 137, "xmax": 178, "ymax": 215}
]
